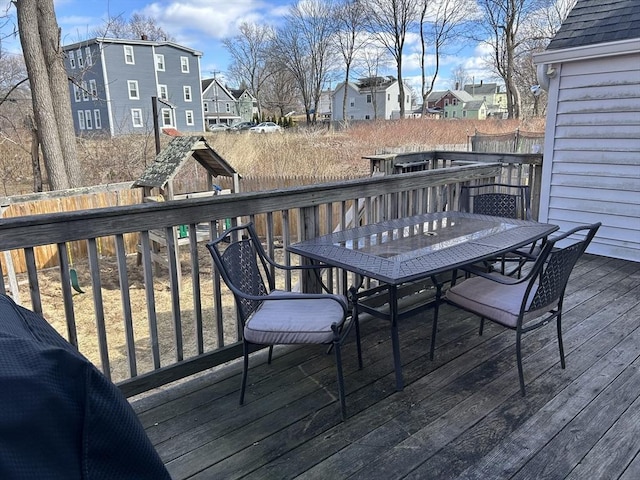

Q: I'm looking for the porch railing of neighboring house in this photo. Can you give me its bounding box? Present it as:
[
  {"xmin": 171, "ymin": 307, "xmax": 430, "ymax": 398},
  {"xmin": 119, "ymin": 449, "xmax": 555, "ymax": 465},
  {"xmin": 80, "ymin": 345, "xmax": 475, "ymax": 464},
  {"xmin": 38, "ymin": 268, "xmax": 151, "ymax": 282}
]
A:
[{"xmin": 0, "ymin": 151, "xmax": 542, "ymax": 397}]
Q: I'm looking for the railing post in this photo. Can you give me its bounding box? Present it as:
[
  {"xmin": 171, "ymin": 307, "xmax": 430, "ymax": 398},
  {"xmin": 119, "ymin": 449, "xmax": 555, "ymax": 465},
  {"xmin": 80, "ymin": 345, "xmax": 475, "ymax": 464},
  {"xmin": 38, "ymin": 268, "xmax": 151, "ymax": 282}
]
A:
[
  {"xmin": 298, "ymin": 205, "xmax": 322, "ymax": 293},
  {"xmin": 530, "ymin": 162, "xmax": 543, "ymax": 220}
]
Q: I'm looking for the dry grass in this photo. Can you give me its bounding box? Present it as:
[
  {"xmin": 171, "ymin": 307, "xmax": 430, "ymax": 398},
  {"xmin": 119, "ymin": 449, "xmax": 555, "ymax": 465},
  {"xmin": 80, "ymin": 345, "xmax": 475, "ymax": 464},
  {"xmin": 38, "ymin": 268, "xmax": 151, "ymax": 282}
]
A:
[
  {"xmin": 0, "ymin": 118, "xmax": 545, "ymax": 195},
  {"xmin": 3, "ymin": 118, "xmax": 546, "ymax": 382}
]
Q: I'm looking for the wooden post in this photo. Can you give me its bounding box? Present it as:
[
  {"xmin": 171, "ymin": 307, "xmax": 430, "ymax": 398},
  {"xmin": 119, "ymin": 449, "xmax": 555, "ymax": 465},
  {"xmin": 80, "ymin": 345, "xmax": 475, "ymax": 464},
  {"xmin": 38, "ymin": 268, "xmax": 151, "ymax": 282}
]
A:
[
  {"xmin": 298, "ymin": 205, "xmax": 322, "ymax": 294},
  {"xmin": 152, "ymin": 96, "xmax": 161, "ymax": 155}
]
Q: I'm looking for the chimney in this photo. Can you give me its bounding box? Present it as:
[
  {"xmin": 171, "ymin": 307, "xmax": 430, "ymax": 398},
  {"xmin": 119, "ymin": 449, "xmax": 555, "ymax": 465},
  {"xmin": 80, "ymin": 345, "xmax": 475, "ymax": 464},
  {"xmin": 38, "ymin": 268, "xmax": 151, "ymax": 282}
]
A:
[
  {"xmin": 141, "ymin": 34, "xmax": 148, "ymax": 41},
  {"xmin": 455, "ymin": 82, "xmax": 459, "ymax": 90},
  {"xmin": 480, "ymin": 80, "xmax": 483, "ymax": 86}
]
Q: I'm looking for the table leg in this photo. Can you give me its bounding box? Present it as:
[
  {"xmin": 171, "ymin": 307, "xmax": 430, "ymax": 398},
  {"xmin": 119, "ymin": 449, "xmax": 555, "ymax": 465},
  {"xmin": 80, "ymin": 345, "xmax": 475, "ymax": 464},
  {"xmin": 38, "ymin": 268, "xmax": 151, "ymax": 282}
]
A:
[{"xmin": 389, "ymin": 285, "xmax": 404, "ymax": 391}]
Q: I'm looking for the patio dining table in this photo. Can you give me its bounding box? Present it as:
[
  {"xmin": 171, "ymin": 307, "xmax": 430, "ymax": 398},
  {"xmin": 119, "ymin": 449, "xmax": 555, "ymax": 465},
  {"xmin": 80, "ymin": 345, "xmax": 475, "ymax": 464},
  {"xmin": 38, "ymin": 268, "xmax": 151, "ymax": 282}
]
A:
[{"xmin": 288, "ymin": 211, "xmax": 559, "ymax": 391}]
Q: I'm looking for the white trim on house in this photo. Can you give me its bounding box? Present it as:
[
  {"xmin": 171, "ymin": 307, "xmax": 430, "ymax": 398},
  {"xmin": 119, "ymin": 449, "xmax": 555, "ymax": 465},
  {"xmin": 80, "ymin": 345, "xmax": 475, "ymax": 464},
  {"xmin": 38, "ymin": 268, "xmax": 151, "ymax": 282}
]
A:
[
  {"xmin": 534, "ymin": 38, "xmax": 640, "ymax": 64},
  {"xmin": 100, "ymin": 45, "xmax": 115, "ymax": 136}
]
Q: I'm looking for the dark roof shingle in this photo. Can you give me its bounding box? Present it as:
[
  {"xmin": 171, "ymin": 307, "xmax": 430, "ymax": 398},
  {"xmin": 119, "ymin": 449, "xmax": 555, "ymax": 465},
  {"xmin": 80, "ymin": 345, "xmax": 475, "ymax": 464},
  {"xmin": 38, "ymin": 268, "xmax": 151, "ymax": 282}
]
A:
[{"xmin": 547, "ymin": 0, "xmax": 640, "ymax": 50}]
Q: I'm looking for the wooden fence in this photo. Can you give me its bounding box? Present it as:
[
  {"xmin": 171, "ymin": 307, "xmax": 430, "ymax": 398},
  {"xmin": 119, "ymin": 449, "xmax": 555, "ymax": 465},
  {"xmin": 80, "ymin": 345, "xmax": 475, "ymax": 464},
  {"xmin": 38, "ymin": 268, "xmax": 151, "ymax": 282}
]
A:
[{"xmin": 1, "ymin": 184, "xmax": 142, "ymax": 275}]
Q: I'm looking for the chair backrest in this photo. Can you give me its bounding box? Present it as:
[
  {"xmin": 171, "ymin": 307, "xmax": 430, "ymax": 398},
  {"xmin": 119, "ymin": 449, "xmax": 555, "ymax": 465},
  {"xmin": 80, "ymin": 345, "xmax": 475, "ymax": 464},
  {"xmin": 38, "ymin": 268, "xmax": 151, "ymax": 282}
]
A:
[
  {"xmin": 460, "ymin": 183, "xmax": 532, "ymax": 220},
  {"xmin": 206, "ymin": 223, "xmax": 275, "ymax": 323},
  {"xmin": 525, "ymin": 223, "xmax": 601, "ymax": 313}
]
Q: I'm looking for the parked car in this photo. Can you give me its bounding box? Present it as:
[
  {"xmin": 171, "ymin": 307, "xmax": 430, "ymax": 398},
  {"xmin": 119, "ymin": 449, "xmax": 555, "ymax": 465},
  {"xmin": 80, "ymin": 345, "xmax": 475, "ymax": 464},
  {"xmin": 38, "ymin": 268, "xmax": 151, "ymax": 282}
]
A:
[
  {"xmin": 208, "ymin": 123, "xmax": 229, "ymax": 132},
  {"xmin": 249, "ymin": 122, "xmax": 282, "ymax": 133},
  {"xmin": 228, "ymin": 121, "xmax": 256, "ymax": 132}
]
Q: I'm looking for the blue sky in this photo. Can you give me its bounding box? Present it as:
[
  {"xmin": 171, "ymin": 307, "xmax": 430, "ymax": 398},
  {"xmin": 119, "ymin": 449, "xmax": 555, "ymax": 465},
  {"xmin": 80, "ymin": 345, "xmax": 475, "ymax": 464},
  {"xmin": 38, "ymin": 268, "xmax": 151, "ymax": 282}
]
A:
[{"xmin": 7, "ymin": 0, "xmax": 496, "ymax": 93}]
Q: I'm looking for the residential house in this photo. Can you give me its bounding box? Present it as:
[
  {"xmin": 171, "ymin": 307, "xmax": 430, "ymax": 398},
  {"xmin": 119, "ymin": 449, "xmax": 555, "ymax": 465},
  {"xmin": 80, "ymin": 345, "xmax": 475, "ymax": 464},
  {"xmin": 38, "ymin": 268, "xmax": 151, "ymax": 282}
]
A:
[
  {"xmin": 331, "ymin": 76, "xmax": 412, "ymax": 121},
  {"xmin": 63, "ymin": 37, "xmax": 204, "ymax": 136},
  {"xmin": 426, "ymin": 90, "xmax": 486, "ymax": 119},
  {"xmin": 533, "ymin": 0, "xmax": 640, "ymax": 261},
  {"xmin": 463, "ymin": 81, "xmax": 508, "ymax": 117},
  {"xmin": 201, "ymin": 78, "xmax": 239, "ymax": 127},
  {"xmin": 229, "ymin": 88, "xmax": 258, "ymax": 123}
]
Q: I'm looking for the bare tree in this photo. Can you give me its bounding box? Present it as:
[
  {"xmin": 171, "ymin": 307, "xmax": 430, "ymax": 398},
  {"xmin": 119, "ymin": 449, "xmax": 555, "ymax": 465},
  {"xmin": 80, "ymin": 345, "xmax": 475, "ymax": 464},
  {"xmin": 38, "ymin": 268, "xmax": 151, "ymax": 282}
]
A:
[
  {"xmin": 354, "ymin": 45, "xmax": 393, "ymax": 120},
  {"xmin": 260, "ymin": 65, "xmax": 300, "ymax": 118},
  {"xmin": 334, "ymin": 0, "xmax": 367, "ymax": 124},
  {"xmin": 94, "ymin": 13, "xmax": 175, "ymax": 41},
  {"xmin": 450, "ymin": 64, "xmax": 470, "ymax": 89},
  {"xmin": 14, "ymin": 0, "xmax": 83, "ymax": 190},
  {"xmin": 223, "ymin": 22, "xmax": 274, "ymax": 117},
  {"xmin": 472, "ymin": 0, "xmax": 544, "ymax": 119},
  {"xmin": 364, "ymin": 0, "xmax": 421, "ymax": 118},
  {"xmin": 419, "ymin": 0, "xmax": 466, "ymax": 116},
  {"xmin": 516, "ymin": 0, "xmax": 576, "ymax": 117},
  {"xmin": 273, "ymin": 0, "xmax": 338, "ymax": 124}
]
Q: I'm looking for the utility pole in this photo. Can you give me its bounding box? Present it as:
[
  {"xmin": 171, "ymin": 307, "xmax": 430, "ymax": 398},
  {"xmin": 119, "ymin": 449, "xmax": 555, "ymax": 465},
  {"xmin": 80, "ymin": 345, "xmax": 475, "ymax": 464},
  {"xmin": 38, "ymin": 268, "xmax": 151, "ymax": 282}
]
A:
[{"xmin": 211, "ymin": 70, "xmax": 221, "ymax": 124}]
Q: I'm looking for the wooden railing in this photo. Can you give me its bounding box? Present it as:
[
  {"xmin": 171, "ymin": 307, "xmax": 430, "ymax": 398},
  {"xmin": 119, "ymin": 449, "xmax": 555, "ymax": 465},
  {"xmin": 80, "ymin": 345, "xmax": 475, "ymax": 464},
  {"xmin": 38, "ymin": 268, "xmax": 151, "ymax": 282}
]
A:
[{"xmin": 0, "ymin": 151, "xmax": 542, "ymax": 396}]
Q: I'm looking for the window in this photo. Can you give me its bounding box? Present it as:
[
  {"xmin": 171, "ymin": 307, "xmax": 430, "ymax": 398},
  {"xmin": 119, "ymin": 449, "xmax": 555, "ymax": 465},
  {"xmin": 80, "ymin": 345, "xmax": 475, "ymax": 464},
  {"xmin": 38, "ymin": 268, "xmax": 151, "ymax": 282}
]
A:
[
  {"xmin": 387, "ymin": 93, "xmax": 390, "ymax": 101},
  {"xmin": 180, "ymin": 56, "xmax": 189, "ymax": 73},
  {"xmin": 203, "ymin": 103, "xmax": 209, "ymax": 113},
  {"xmin": 94, "ymin": 110, "xmax": 102, "ymax": 129},
  {"xmin": 89, "ymin": 79, "xmax": 97, "ymax": 99},
  {"xmin": 131, "ymin": 109, "xmax": 143, "ymax": 127},
  {"xmin": 366, "ymin": 94, "xmax": 372, "ymax": 103},
  {"xmin": 225, "ymin": 102, "xmax": 230, "ymax": 112},
  {"xmin": 77, "ymin": 49, "xmax": 84, "ymax": 68},
  {"xmin": 185, "ymin": 110, "xmax": 194, "ymax": 125},
  {"xmin": 158, "ymin": 85, "xmax": 168, "ymax": 100},
  {"xmin": 183, "ymin": 86, "xmax": 192, "ymax": 102},
  {"xmin": 85, "ymin": 110, "xmax": 93, "ymax": 129},
  {"xmin": 365, "ymin": 114, "xmax": 370, "ymax": 120},
  {"xmin": 127, "ymin": 80, "xmax": 139, "ymax": 100},
  {"xmin": 69, "ymin": 50, "xmax": 76, "ymax": 69},
  {"xmin": 124, "ymin": 45, "xmax": 135, "ymax": 64},
  {"xmin": 156, "ymin": 54, "xmax": 165, "ymax": 71},
  {"xmin": 462, "ymin": 110, "xmax": 467, "ymax": 118},
  {"xmin": 161, "ymin": 108, "xmax": 173, "ymax": 127},
  {"xmin": 81, "ymin": 81, "xmax": 89, "ymax": 101},
  {"xmin": 78, "ymin": 111, "xmax": 85, "ymax": 130},
  {"xmin": 349, "ymin": 97, "xmax": 354, "ymax": 107},
  {"xmin": 444, "ymin": 99, "xmax": 449, "ymax": 106},
  {"xmin": 73, "ymin": 84, "xmax": 81, "ymax": 102},
  {"xmin": 85, "ymin": 47, "xmax": 92, "ymax": 66}
]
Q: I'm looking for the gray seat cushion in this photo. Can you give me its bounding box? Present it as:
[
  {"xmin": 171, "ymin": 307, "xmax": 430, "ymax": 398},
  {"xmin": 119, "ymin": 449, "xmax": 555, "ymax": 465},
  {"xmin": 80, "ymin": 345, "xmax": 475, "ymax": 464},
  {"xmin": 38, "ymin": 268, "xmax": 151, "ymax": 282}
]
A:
[
  {"xmin": 446, "ymin": 276, "xmax": 554, "ymax": 328},
  {"xmin": 244, "ymin": 290, "xmax": 347, "ymax": 345}
]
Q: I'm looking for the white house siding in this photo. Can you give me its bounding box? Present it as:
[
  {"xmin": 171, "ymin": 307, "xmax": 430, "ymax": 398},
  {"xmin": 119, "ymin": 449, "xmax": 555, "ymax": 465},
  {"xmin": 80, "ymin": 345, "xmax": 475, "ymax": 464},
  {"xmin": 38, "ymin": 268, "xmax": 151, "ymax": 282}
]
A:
[
  {"xmin": 331, "ymin": 82, "xmax": 401, "ymax": 121},
  {"xmin": 538, "ymin": 51, "xmax": 640, "ymax": 261}
]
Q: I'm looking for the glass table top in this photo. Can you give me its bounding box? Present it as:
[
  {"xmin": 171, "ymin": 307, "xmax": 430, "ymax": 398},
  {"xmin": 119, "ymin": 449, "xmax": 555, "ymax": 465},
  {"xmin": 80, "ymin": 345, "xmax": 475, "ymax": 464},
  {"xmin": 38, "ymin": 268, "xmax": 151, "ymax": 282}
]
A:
[
  {"xmin": 289, "ymin": 212, "xmax": 558, "ymax": 284},
  {"xmin": 335, "ymin": 217, "xmax": 517, "ymax": 260}
]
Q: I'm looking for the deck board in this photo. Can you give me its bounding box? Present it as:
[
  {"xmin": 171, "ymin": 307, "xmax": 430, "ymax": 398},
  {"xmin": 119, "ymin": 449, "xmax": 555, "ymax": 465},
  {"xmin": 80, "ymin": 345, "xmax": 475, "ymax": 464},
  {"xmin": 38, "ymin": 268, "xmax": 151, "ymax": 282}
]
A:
[{"xmin": 132, "ymin": 254, "xmax": 640, "ymax": 479}]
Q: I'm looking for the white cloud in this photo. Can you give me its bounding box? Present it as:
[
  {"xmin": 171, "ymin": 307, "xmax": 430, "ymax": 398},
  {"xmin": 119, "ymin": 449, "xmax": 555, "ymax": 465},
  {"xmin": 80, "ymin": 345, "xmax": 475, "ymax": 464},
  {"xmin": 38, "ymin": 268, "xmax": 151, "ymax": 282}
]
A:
[{"xmin": 139, "ymin": 0, "xmax": 286, "ymax": 40}]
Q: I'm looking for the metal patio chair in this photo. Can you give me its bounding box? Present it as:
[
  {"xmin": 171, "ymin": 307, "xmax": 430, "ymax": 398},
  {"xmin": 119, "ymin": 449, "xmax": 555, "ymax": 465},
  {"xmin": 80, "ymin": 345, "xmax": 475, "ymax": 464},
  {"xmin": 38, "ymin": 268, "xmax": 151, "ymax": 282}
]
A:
[
  {"xmin": 437, "ymin": 223, "xmax": 601, "ymax": 395},
  {"xmin": 460, "ymin": 183, "xmax": 532, "ymax": 220},
  {"xmin": 460, "ymin": 183, "xmax": 538, "ymax": 275},
  {"xmin": 206, "ymin": 222, "xmax": 362, "ymax": 421}
]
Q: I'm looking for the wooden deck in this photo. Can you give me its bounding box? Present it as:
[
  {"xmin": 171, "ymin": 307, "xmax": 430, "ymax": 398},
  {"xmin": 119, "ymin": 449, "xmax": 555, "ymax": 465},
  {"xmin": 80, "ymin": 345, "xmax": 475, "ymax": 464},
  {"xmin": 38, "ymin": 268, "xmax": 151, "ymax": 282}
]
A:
[{"xmin": 132, "ymin": 254, "xmax": 640, "ymax": 479}]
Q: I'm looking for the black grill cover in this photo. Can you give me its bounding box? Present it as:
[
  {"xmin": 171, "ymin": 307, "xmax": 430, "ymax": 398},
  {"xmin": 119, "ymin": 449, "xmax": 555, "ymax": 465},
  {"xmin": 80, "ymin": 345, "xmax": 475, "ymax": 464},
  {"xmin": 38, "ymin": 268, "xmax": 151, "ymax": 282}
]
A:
[{"xmin": 0, "ymin": 295, "xmax": 171, "ymax": 479}]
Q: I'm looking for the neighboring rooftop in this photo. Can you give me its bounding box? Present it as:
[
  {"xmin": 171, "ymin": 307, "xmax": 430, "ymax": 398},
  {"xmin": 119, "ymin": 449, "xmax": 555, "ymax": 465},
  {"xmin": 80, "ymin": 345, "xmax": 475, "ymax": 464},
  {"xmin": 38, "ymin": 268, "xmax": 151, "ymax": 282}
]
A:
[{"xmin": 547, "ymin": 0, "xmax": 640, "ymax": 50}]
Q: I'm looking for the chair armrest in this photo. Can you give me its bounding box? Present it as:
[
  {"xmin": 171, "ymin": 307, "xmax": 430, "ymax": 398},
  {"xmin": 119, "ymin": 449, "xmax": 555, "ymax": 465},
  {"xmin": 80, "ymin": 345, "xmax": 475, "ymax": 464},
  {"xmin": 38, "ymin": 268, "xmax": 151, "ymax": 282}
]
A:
[{"xmin": 460, "ymin": 264, "xmax": 527, "ymax": 285}]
